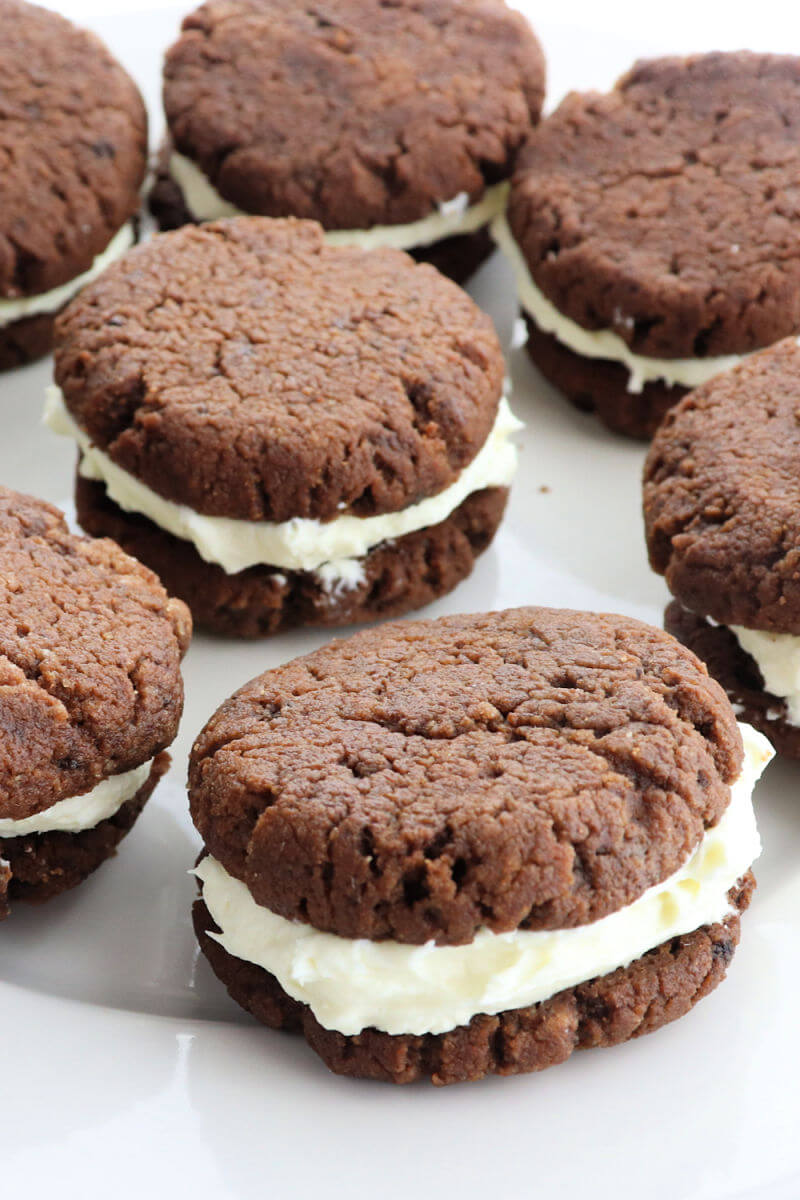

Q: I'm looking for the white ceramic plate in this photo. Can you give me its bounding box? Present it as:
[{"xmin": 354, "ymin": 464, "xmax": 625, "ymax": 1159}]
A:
[{"xmin": 3, "ymin": 5, "xmax": 800, "ymax": 1198}]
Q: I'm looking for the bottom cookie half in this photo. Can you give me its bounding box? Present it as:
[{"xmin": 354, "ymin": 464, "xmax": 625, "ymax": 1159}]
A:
[
  {"xmin": 148, "ymin": 166, "xmax": 494, "ymax": 287},
  {"xmin": 75, "ymin": 477, "xmax": 507, "ymax": 639},
  {"xmin": 193, "ymin": 872, "xmax": 753, "ymax": 1086},
  {"xmin": 665, "ymin": 601, "xmax": 800, "ymax": 759},
  {"xmin": 0, "ymin": 312, "xmax": 55, "ymax": 372},
  {"xmin": 524, "ymin": 317, "xmax": 688, "ymax": 440},
  {"xmin": 0, "ymin": 752, "xmax": 168, "ymax": 919}
]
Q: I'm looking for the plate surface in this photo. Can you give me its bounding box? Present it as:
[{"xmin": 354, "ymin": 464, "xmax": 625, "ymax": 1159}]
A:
[{"xmin": 2, "ymin": 5, "xmax": 800, "ymax": 1198}]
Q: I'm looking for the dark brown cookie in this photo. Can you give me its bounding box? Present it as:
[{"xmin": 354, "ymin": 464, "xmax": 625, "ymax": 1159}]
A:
[
  {"xmin": 160, "ymin": 0, "xmax": 544, "ymax": 230},
  {"xmin": 55, "ymin": 217, "xmax": 504, "ymax": 522},
  {"xmin": 0, "ymin": 487, "xmax": 190, "ymax": 823},
  {"xmin": 75, "ymin": 476, "xmax": 507, "ymax": 638},
  {"xmin": 664, "ymin": 602, "xmax": 800, "ymax": 760},
  {"xmin": 0, "ymin": 1, "xmax": 147, "ymax": 299},
  {"xmin": 524, "ymin": 319, "xmax": 688, "ymax": 441},
  {"xmin": 193, "ymin": 872, "xmax": 753, "ymax": 1085},
  {"xmin": 644, "ymin": 337, "xmax": 800, "ymax": 633},
  {"xmin": 0, "ymin": 752, "xmax": 168, "ymax": 918},
  {"xmin": 507, "ymin": 53, "xmax": 800, "ymax": 436},
  {"xmin": 189, "ymin": 607, "xmax": 742, "ymax": 947}
]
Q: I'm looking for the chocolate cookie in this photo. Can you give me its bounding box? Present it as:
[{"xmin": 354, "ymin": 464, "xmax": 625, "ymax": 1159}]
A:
[
  {"xmin": 499, "ymin": 52, "xmax": 800, "ymax": 437},
  {"xmin": 189, "ymin": 606, "xmax": 770, "ymax": 1083},
  {"xmin": 0, "ymin": 0, "xmax": 147, "ymax": 368},
  {"xmin": 0, "ymin": 488, "xmax": 191, "ymax": 917},
  {"xmin": 150, "ymin": 0, "xmax": 545, "ymax": 282},
  {"xmin": 645, "ymin": 336, "xmax": 800, "ymax": 755},
  {"xmin": 49, "ymin": 216, "xmax": 518, "ymax": 636}
]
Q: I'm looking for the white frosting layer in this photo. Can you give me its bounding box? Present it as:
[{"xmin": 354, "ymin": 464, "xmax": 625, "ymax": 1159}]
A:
[
  {"xmin": 169, "ymin": 151, "xmax": 509, "ymax": 251},
  {"xmin": 730, "ymin": 626, "xmax": 800, "ymax": 725},
  {"xmin": 44, "ymin": 387, "xmax": 522, "ymax": 576},
  {"xmin": 0, "ymin": 224, "xmax": 135, "ymax": 327},
  {"xmin": 0, "ymin": 759, "xmax": 152, "ymax": 837},
  {"xmin": 195, "ymin": 723, "xmax": 771, "ymax": 1038},
  {"xmin": 491, "ymin": 214, "xmax": 744, "ymax": 394}
]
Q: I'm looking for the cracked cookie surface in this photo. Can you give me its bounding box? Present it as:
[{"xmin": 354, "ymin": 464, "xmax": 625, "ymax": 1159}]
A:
[
  {"xmin": 509, "ymin": 52, "xmax": 800, "ymax": 359},
  {"xmin": 644, "ymin": 337, "xmax": 800, "ymax": 632},
  {"xmin": 0, "ymin": 0, "xmax": 147, "ymax": 298},
  {"xmin": 0, "ymin": 488, "xmax": 190, "ymax": 823},
  {"xmin": 162, "ymin": 0, "xmax": 544, "ymax": 229},
  {"xmin": 55, "ymin": 217, "xmax": 505, "ymax": 522},
  {"xmin": 189, "ymin": 606, "xmax": 742, "ymax": 946}
]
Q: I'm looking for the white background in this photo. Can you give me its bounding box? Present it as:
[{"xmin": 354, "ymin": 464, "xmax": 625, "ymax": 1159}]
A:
[{"xmin": 2, "ymin": 4, "xmax": 800, "ymax": 1199}]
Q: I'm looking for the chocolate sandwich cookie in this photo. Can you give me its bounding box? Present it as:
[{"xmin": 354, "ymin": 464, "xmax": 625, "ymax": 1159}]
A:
[
  {"xmin": 149, "ymin": 0, "xmax": 545, "ymax": 284},
  {"xmin": 47, "ymin": 216, "xmax": 519, "ymax": 637},
  {"xmin": 645, "ymin": 336, "xmax": 800, "ymax": 758},
  {"xmin": 495, "ymin": 53, "xmax": 800, "ymax": 437},
  {"xmin": 0, "ymin": 0, "xmax": 147, "ymax": 370},
  {"xmin": 189, "ymin": 606, "xmax": 772, "ymax": 1085},
  {"xmin": 0, "ymin": 488, "xmax": 191, "ymax": 918}
]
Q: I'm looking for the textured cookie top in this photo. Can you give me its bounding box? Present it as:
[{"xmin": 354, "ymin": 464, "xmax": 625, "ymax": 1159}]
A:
[
  {"xmin": 0, "ymin": 0, "xmax": 147, "ymax": 298},
  {"xmin": 189, "ymin": 606, "xmax": 742, "ymax": 946},
  {"xmin": 645, "ymin": 337, "xmax": 800, "ymax": 633},
  {"xmin": 162, "ymin": 0, "xmax": 544, "ymax": 229},
  {"xmin": 0, "ymin": 489, "xmax": 191, "ymax": 822},
  {"xmin": 54, "ymin": 217, "xmax": 505, "ymax": 522},
  {"xmin": 509, "ymin": 53, "xmax": 800, "ymax": 359}
]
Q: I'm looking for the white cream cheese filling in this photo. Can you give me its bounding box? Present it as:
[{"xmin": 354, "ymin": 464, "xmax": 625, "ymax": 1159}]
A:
[
  {"xmin": 0, "ymin": 758, "xmax": 152, "ymax": 837},
  {"xmin": 491, "ymin": 214, "xmax": 744, "ymax": 394},
  {"xmin": 44, "ymin": 387, "xmax": 522, "ymax": 577},
  {"xmin": 730, "ymin": 626, "xmax": 800, "ymax": 726},
  {"xmin": 194, "ymin": 722, "xmax": 772, "ymax": 1038},
  {"xmin": 0, "ymin": 223, "xmax": 135, "ymax": 327},
  {"xmin": 169, "ymin": 150, "xmax": 509, "ymax": 251}
]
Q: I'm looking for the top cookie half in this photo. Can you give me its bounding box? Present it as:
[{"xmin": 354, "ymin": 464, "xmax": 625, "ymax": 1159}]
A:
[
  {"xmin": 161, "ymin": 0, "xmax": 545, "ymax": 229},
  {"xmin": 508, "ymin": 52, "xmax": 800, "ymax": 360},
  {"xmin": 189, "ymin": 606, "xmax": 742, "ymax": 946},
  {"xmin": 52, "ymin": 217, "xmax": 505, "ymax": 522},
  {"xmin": 0, "ymin": 0, "xmax": 147, "ymax": 298}
]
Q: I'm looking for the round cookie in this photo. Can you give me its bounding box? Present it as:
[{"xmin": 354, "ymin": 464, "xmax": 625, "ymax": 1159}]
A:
[
  {"xmin": 0, "ymin": 487, "xmax": 191, "ymax": 918},
  {"xmin": 498, "ymin": 52, "xmax": 800, "ymax": 437},
  {"xmin": 48, "ymin": 216, "xmax": 517, "ymax": 637},
  {"xmin": 0, "ymin": 0, "xmax": 147, "ymax": 368},
  {"xmin": 189, "ymin": 606, "xmax": 770, "ymax": 1084},
  {"xmin": 645, "ymin": 335, "xmax": 800, "ymax": 756},
  {"xmin": 149, "ymin": 0, "xmax": 545, "ymax": 283}
]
